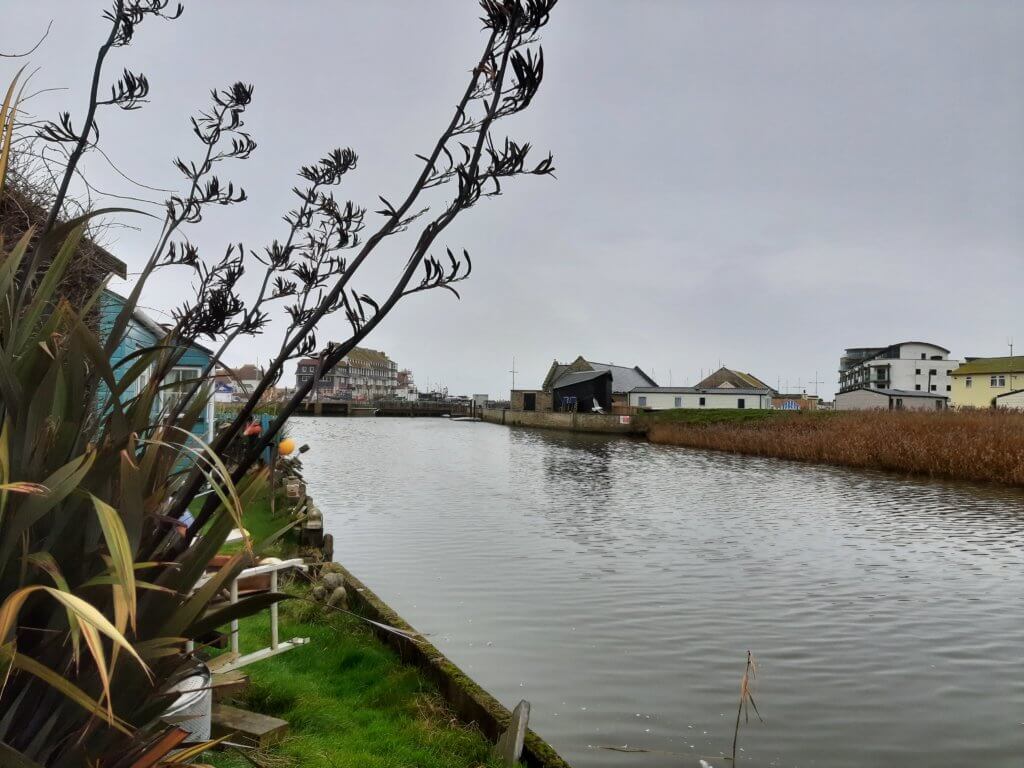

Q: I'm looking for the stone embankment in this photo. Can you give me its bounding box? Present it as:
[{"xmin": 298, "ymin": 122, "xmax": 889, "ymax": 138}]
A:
[{"xmin": 480, "ymin": 407, "xmax": 643, "ymax": 435}]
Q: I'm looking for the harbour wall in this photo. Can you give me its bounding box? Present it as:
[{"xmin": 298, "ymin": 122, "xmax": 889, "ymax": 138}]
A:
[
  {"xmin": 335, "ymin": 563, "xmax": 573, "ymax": 768},
  {"xmin": 480, "ymin": 408, "xmax": 645, "ymax": 434}
]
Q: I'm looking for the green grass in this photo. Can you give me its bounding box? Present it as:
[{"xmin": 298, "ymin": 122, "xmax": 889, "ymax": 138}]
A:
[
  {"xmin": 217, "ymin": 487, "xmax": 292, "ymax": 556},
  {"xmin": 204, "ymin": 489, "xmax": 504, "ymax": 768},
  {"xmin": 638, "ymin": 407, "xmax": 823, "ymax": 426},
  {"xmin": 205, "ymin": 585, "xmax": 503, "ymax": 768}
]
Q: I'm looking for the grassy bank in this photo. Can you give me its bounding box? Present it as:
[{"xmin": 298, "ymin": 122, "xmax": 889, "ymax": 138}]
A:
[
  {"xmin": 206, "ymin": 489, "xmax": 505, "ymax": 768},
  {"xmin": 642, "ymin": 408, "xmax": 1024, "ymax": 486},
  {"xmin": 205, "ymin": 585, "xmax": 505, "ymax": 768}
]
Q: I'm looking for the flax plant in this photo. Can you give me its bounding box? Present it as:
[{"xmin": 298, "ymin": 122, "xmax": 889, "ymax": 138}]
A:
[
  {"xmin": 0, "ymin": 71, "xmax": 277, "ymax": 766},
  {"xmin": 0, "ymin": 1, "xmax": 558, "ymax": 764}
]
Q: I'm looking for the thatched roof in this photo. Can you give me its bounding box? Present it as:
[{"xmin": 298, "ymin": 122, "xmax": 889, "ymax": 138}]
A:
[{"xmin": 1, "ymin": 187, "xmax": 128, "ymax": 295}]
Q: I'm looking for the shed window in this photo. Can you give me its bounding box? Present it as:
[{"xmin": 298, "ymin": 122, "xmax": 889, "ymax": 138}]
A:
[
  {"xmin": 699, "ymin": 397, "xmax": 706, "ymax": 406},
  {"xmin": 674, "ymin": 396, "xmax": 682, "ymax": 407},
  {"xmin": 163, "ymin": 367, "xmax": 205, "ymax": 422},
  {"xmin": 638, "ymin": 396, "xmax": 647, "ymax": 406},
  {"xmin": 737, "ymin": 398, "xmax": 746, "ymax": 409}
]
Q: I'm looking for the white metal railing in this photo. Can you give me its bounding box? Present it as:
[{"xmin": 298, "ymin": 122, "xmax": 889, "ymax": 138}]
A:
[{"xmin": 189, "ymin": 558, "xmax": 310, "ymax": 671}]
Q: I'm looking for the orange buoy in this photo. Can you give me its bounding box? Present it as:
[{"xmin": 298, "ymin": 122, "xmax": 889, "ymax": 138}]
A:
[{"xmin": 278, "ymin": 438, "xmax": 296, "ymax": 456}]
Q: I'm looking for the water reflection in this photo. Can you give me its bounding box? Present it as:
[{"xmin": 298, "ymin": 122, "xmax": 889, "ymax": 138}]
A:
[{"xmin": 299, "ymin": 417, "xmax": 1024, "ymax": 768}]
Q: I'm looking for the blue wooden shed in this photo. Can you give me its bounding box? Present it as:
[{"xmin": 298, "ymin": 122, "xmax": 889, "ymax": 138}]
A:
[{"xmin": 99, "ymin": 290, "xmax": 216, "ymax": 443}]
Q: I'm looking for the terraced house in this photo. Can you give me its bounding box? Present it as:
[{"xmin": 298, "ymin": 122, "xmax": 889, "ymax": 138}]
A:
[
  {"xmin": 950, "ymin": 356, "xmax": 1024, "ymax": 409},
  {"xmin": 295, "ymin": 346, "xmax": 398, "ymax": 401}
]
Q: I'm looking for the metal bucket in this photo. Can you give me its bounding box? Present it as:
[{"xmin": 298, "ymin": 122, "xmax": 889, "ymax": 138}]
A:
[{"xmin": 162, "ymin": 662, "xmax": 212, "ymax": 742}]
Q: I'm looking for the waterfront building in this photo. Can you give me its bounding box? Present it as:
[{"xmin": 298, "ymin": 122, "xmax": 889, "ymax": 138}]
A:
[
  {"xmin": 696, "ymin": 366, "xmax": 776, "ymax": 394},
  {"xmin": 100, "ymin": 290, "xmax": 216, "ymax": 442},
  {"xmin": 510, "ymin": 388, "xmax": 553, "ymax": 411},
  {"xmin": 542, "ymin": 356, "xmax": 657, "ymax": 407},
  {"xmin": 295, "ymin": 346, "xmax": 399, "ymax": 401},
  {"xmin": 838, "ymin": 341, "xmax": 957, "ymax": 395},
  {"xmin": 628, "ymin": 386, "xmax": 773, "ymax": 410},
  {"xmin": 834, "ymin": 387, "xmax": 948, "ymax": 411},
  {"xmin": 394, "ymin": 369, "xmax": 419, "ymax": 401},
  {"xmin": 949, "ymin": 356, "xmax": 1024, "ymax": 409},
  {"xmin": 772, "ymin": 393, "xmax": 820, "ymax": 410},
  {"xmin": 214, "ymin": 363, "xmax": 264, "ymax": 400},
  {"xmin": 552, "ymin": 370, "xmax": 614, "ymax": 412}
]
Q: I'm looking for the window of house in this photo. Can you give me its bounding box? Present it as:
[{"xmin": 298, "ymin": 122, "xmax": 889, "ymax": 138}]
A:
[
  {"xmin": 737, "ymin": 398, "xmax": 746, "ymax": 409},
  {"xmin": 991, "ymin": 375, "xmax": 1006, "ymax": 387},
  {"xmin": 915, "ymin": 384, "xmax": 921, "ymax": 390},
  {"xmin": 674, "ymin": 396, "xmax": 682, "ymax": 407},
  {"xmin": 920, "ymin": 353, "xmax": 926, "ymax": 359},
  {"xmin": 930, "ymin": 384, "xmax": 936, "ymax": 391},
  {"xmin": 946, "ymin": 385, "xmax": 951, "ymax": 391},
  {"xmin": 966, "ymin": 376, "xmax": 972, "ymax": 388},
  {"xmin": 699, "ymin": 397, "xmax": 706, "ymax": 406},
  {"xmin": 928, "ymin": 369, "xmax": 937, "ymax": 376},
  {"xmin": 163, "ymin": 367, "xmax": 205, "ymax": 422},
  {"xmin": 638, "ymin": 396, "xmax": 647, "ymax": 406},
  {"xmin": 915, "ymin": 369, "xmax": 921, "ymax": 375}
]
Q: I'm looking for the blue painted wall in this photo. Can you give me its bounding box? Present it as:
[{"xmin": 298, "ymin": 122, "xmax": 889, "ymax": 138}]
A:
[{"xmin": 99, "ymin": 290, "xmax": 215, "ymax": 443}]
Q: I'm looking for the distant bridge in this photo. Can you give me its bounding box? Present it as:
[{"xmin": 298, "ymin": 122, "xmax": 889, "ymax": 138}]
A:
[{"xmin": 296, "ymin": 400, "xmax": 474, "ymax": 418}]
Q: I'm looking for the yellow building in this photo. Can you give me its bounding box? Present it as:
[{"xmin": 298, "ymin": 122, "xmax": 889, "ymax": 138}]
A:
[{"xmin": 949, "ymin": 356, "xmax": 1024, "ymax": 409}]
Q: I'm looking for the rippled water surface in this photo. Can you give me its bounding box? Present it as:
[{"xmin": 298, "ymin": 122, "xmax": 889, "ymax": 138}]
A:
[{"xmin": 298, "ymin": 417, "xmax": 1024, "ymax": 767}]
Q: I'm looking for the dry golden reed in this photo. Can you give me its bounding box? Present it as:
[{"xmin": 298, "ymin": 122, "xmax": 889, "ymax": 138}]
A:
[{"xmin": 647, "ymin": 410, "xmax": 1024, "ymax": 486}]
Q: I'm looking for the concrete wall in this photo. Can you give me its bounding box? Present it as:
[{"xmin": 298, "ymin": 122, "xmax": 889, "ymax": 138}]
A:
[
  {"xmin": 335, "ymin": 564, "xmax": 572, "ymax": 768},
  {"xmin": 481, "ymin": 408, "xmax": 643, "ymax": 434}
]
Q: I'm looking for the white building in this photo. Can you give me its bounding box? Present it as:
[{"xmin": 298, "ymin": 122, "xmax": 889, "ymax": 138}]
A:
[
  {"xmin": 838, "ymin": 342, "xmax": 958, "ymax": 396},
  {"xmin": 835, "ymin": 387, "xmax": 948, "ymax": 411},
  {"xmin": 995, "ymin": 390, "xmax": 1024, "ymax": 410},
  {"xmin": 628, "ymin": 386, "xmax": 773, "ymax": 410}
]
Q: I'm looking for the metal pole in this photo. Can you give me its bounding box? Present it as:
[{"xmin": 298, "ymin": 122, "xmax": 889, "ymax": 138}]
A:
[
  {"xmin": 230, "ymin": 578, "xmax": 239, "ymax": 655},
  {"xmin": 269, "ymin": 442, "xmax": 277, "ymax": 518},
  {"xmin": 270, "ymin": 568, "xmax": 279, "ymax": 650}
]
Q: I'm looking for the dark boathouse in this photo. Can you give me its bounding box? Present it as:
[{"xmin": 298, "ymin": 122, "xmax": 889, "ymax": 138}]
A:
[{"xmin": 552, "ymin": 369, "xmax": 613, "ymax": 413}]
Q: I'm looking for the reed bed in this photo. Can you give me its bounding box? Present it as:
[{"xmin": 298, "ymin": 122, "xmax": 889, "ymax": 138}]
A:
[{"xmin": 645, "ymin": 409, "xmax": 1024, "ymax": 486}]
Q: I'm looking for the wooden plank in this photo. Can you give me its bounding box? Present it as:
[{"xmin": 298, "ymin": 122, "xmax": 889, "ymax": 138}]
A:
[
  {"xmin": 214, "ymin": 637, "xmax": 310, "ymax": 674},
  {"xmin": 129, "ymin": 727, "xmax": 189, "ymax": 768},
  {"xmin": 493, "ymin": 700, "xmax": 530, "ymax": 766},
  {"xmin": 211, "ymin": 703, "xmax": 289, "ymax": 748},
  {"xmin": 211, "ymin": 669, "xmax": 250, "ymax": 702}
]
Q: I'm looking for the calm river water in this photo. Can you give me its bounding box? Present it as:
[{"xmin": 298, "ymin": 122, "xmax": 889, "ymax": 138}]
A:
[{"xmin": 298, "ymin": 417, "xmax": 1024, "ymax": 767}]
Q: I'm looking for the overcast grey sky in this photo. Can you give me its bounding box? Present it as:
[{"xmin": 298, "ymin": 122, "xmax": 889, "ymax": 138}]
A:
[{"xmin": 6, "ymin": 1, "xmax": 1024, "ymax": 397}]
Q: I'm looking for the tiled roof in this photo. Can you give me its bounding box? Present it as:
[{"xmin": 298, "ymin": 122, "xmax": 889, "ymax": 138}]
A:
[
  {"xmin": 951, "ymin": 356, "xmax": 1024, "ymax": 375},
  {"xmin": 696, "ymin": 367, "xmax": 774, "ymax": 392},
  {"xmin": 234, "ymin": 364, "xmax": 263, "ymax": 380},
  {"xmin": 576, "ymin": 361, "xmax": 657, "ymax": 393}
]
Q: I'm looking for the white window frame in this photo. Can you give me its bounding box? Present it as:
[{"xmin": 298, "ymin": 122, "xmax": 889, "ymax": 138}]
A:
[{"xmin": 161, "ymin": 366, "xmax": 206, "ymax": 422}]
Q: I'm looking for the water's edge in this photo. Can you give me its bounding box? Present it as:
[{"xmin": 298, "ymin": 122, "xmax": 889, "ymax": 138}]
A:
[{"xmin": 336, "ymin": 562, "xmax": 573, "ymax": 768}]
